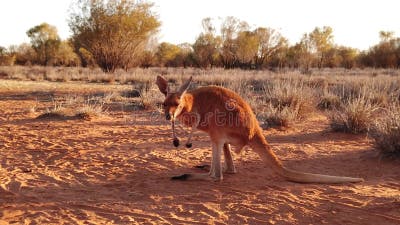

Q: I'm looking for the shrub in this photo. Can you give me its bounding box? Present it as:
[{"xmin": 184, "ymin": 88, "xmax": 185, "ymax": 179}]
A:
[
  {"xmin": 37, "ymin": 96, "xmax": 106, "ymax": 120},
  {"xmin": 0, "ymin": 54, "xmax": 16, "ymax": 66},
  {"xmin": 329, "ymin": 96, "xmax": 378, "ymax": 133},
  {"xmin": 318, "ymin": 92, "xmax": 341, "ymax": 110},
  {"xmin": 259, "ymin": 103, "xmax": 297, "ymax": 128},
  {"xmin": 260, "ymin": 79, "xmax": 316, "ymax": 128},
  {"xmin": 37, "ymin": 102, "xmax": 69, "ymax": 119},
  {"xmin": 138, "ymin": 82, "xmax": 163, "ymax": 110},
  {"xmin": 75, "ymin": 101, "xmax": 105, "ymax": 120},
  {"xmin": 69, "ymin": 0, "xmax": 160, "ymax": 72},
  {"xmin": 372, "ymin": 105, "xmax": 400, "ymax": 157}
]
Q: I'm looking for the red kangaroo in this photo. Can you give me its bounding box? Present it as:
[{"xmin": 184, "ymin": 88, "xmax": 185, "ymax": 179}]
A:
[{"xmin": 156, "ymin": 75, "xmax": 364, "ymax": 183}]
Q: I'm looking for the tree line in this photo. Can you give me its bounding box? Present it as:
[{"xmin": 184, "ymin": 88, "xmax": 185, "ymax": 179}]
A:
[{"xmin": 0, "ymin": 0, "xmax": 399, "ymax": 72}]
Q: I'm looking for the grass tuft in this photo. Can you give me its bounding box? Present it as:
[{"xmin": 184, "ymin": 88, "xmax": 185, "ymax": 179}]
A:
[
  {"xmin": 138, "ymin": 82, "xmax": 164, "ymax": 110},
  {"xmin": 260, "ymin": 79, "xmax": 316, "ymax": 128},
  {"xmin": 318, "ymin": 92, "xmax": 341, "ymax": 110},
  {"xmin": 329, "ymin": 96, "xmax": 378, "ymax": 134},
  {"xmin": 259, "ymin": 103, "xmax": 297, "ymax": 128},
  {"xmin": 372, "ymin": 105, "xmax": 400, "ymax": 157},
  {"xmin": 37, "ymin": 103, "xmax": 69, "ymax": 119},
  {"xmin": 75, "ymin": 100, "xmax": 106, "ymax": 120},
  {"xmin": 36, "ymin": 96, "xmax": 106, "ymax": 120}
]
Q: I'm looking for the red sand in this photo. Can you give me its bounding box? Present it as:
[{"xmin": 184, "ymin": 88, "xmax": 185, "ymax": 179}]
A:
[{"xmin": 1, "ymin": 95, "xmax": 399, "ymax": 224}]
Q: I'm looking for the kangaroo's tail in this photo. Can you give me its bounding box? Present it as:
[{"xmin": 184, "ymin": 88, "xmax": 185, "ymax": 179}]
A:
[{"xmin": 249, "ymin": 130, "xmax": 364, "ymax": 184}]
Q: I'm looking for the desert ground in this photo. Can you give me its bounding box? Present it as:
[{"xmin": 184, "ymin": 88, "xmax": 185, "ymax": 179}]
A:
[{"xmin": 0, "ymin": 80, "xmax": 399, "ymax": 225}]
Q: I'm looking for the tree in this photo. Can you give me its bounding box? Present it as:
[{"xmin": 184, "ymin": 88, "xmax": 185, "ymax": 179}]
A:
[
  {"xmin": 360, "ymin": 31, "xmax": 400, "ymax": 68},
  {"xmin": 372, "ymin": 40, "xmax": 398, "ymax": 68},
  {"xmin": 309, "ymin": 26, "xmax": 334, "ymax": 68},
  {"xmin": 297, "ymin": 33, "xmax": 316, "ymax": 73},
  {"xmin": 9, "ymin": 44, "xmax": 36, "ymax": 65},
  {"xmin": 268, "ymin": 44, "xmax": 289, "ymax": 69},
  {"xmin": 78, "ymin": 47, "xmax": 97, "ymax": 68},
  {"xmin": 0, "ymin": 46, "xmax": 16, "ymax": 66},
  {"xmin": 253, "ymin": 27, "xmax": 287, "ymax": 69},
  {"xmin": 69, "ymin": 0, "xmax": 160, "ymax": 72},
  {"xmin": 397, "ymin": 41, "xmax": 400, "ymax": 68},
  {"xmin": 192, "ymin": 18, "xmax": 221, "ymax": 68},
  {"xmin": 53, "ymin": 40, "xmax": 81, "ymax": 66},
  {"xmin": 27, "ymin": 23, "xmax": 61, "ymax": 65},
  {"xmin": 156, "ymin": 42, "xmax": 181, "ymax": 67},
  {"xmin": 177, "ymin": 43, "xmax": 195, "ymax": 68},
  {"xmin": 139, "ymin": 50, "xmax": 156, "ymax": 68},
  {"xmin": 377, "ymin": 31, "xmax": 398, "ymax": 68},
  {"xmin": 193, "ymin": 33, "xmax": 221, "ymax": 68},
  {"xmin": 220, "ymin": 17, "xmax": 249, "ymax": 68},
  {"xmin": 235, "ymin": 31, "xmax": 258, "ymax": 68},
  {"xmin": 337, "ymin": 46, "xmax": 358, "ymax": 69},
  {"xmin": 379, "ymin": 31, "xmax": 395, "ymax": 42}
]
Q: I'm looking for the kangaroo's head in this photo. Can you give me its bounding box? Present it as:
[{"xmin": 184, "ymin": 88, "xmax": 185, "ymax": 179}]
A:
[
  {"xmin": 156, "ymin": 75, "xmax": 193, "ymax": 147},
  {"xmin": 156, "ymin": 75, "xmax": 192, "ymax": 121}
]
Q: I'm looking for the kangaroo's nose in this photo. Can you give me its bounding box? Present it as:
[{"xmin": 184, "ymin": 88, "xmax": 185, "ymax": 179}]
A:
[{"xmin": 166, "ymin": 114, "xmax": 171, "ymax": 121}]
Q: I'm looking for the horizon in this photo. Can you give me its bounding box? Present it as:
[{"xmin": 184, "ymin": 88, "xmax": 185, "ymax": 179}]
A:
[{"xmin": 1, "ymin": 0, "xmax": 399, "ymax": 51}]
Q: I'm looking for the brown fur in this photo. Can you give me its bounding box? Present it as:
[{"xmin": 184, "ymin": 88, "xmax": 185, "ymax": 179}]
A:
[{"xmin": 157, "ymin": 76, "xmax": 364, "ymax": 183}]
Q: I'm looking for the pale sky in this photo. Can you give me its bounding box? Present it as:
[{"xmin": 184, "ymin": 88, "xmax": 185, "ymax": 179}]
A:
[{"xmin": 0, "ymin": 0, "xmax": 399, "ymax": 50}]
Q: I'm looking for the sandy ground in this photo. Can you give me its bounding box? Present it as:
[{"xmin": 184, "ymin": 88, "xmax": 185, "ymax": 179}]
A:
[{"xmin": 0, "ymin": 88, "xmax": 399, "ymax": 225}]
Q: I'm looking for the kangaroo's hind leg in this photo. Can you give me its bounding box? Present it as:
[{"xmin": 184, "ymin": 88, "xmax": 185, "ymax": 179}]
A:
[
  {"xmin": 223, "ymin": 143, "xmax": 237, "ymax": 174},
  {"xmin": 194, "ymin": 143, "xmax": 237, "ymax": 174},
  {"xmin": 171, "ymin": 140, "xmax": 223, "ymax": 181}
]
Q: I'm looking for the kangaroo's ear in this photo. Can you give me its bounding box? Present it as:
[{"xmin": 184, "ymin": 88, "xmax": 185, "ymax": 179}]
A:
[
  {"xmin": 156, "ymin": 75, "xmax": 169, "ymax": 96},
  {"xmin": 177, "ymin": 76, "xmax": 192, "ymax": 96}
]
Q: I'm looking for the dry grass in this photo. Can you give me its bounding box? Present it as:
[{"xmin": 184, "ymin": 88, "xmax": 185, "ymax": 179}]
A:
[
  {"xmin": 75, "ymin": 99, "xmax": 106, "ymax": 120},
  {"xmin": 37, "ymin": 101, "xmax": 70, "ymax": 119},
  {"xmin": 137, "ymin": 82, "xmax": 163, "ymax": 110},
  {"xmin": 328, "ymin": 96, "xmax": 379, "ymax": 134},
  {"xmin": 318, "ymin": 92, "xmax": 341, "ymax": 110},
  {"xmin": 0, "ymin": 79, "xmax": 132, "ymax": 94},
  {"xmin": 259, "ymin": 103, "xmax": 297, "ymax": 128},
  {"xmin": 1, "ymin": 66, "xmax": 400, "ymax": 157},
  {"xmin": 259, "ymin": 78, "xmax": 317, "ymax": 128},
  {"xmin": 1, "ymin": 66, "xmax": 400, "ymax": 129},
  {"xmin": 372, "ymin": 104, "xmax": 400, "ymax": 157},
  {"xmin": 37, "ymin": 96, "xmax": 107, "ymax": 121}
]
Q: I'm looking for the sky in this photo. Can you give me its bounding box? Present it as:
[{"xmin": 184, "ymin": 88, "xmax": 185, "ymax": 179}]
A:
[{"xmin": 0, "ymin": 0, "xmax": 399, "ymax": 50}]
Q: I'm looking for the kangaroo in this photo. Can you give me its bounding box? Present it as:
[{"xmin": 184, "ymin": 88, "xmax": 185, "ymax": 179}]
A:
[{"xmin": 156, "ymin": 75, "xmax": 364, "ymax": 183}]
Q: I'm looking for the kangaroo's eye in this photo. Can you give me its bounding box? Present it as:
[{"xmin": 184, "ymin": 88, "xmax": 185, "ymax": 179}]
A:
[{"xmin": 162, "ymin": 103, "xmax": 167, "ymax": 107}]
